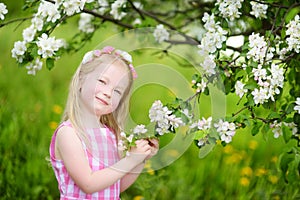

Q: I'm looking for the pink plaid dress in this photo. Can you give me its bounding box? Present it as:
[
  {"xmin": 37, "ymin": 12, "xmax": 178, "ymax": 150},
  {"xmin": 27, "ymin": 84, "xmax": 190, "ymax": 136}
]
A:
[{"xmin": 49, "ymin": 121, "xmax": 121, "ymax": 200}]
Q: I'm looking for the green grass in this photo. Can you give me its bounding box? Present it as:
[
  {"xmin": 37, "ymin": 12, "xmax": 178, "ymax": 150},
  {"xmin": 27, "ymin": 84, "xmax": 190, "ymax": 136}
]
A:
[{"xmin": 0, "ymin": 3, "xmax": 299, "ymax": 199}]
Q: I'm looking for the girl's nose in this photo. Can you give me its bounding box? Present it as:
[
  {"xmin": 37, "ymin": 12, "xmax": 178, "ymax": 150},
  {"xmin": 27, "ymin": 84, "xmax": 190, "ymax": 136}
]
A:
[{"xmin": 102, "ymin": 86, "xmax": 112, "ymax": 98}]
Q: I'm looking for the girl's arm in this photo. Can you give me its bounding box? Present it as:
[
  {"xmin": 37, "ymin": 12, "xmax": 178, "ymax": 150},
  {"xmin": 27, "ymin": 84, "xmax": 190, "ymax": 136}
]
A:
[
  {"xmin": 56, "ymin": 126, "xmax": 151, "ymax": 194},
  {"xmin": 120, "ymin": 139, "xmax": 159, "ymax": 192}
]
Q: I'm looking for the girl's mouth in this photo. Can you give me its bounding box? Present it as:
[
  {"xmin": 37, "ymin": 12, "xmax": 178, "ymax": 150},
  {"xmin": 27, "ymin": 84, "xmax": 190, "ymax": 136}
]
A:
[{"xmin": 95, "ymin": 96, "xmax": 109, "ymax": 105}]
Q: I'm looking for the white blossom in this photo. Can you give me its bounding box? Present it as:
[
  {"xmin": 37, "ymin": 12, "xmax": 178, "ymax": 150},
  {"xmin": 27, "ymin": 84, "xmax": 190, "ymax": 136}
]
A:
[
  {"xmin": 133, "ymin": 124, "xmax": 147, "ymax": 135},
  {"xmin": 295, "ymin": 97, "xmax": 300, "ymax": 114},
  {"xmin": 0, "ymin": 2, "xmax": 8, "ymax": 20},
  {"xmin": 216, "ymin": 0, "xmax": 244, "ymax": 21},
  {"xmin": 235, "ymin": 80, "xmax": 248, "ymax": 98},
  {"xmin": 26, "ymin": 58, "xmax": 43, "ymax": 75},
  {"xmin": 167, "ymin": 114, "xmax": 184, "ymax": 128},
  {"xmin": 250, "ymin": 1, "xmax": 268, "ymax": 19},
  {"xmin": 251, "ymin": 87, "xmax": 268, "ymax": 104},
  {"xmin": 214, "ymin": 119, "xmax": 236, "ymax": 143},
  {"xmin": 97, "ymin": 0, "xmax": 109, "ymax": 14},
  {"xmin": 190, "ymin": 117, "xmax": 212, "ymax": 130},
  {"xmin": 36, "ymin": 33, "xmax": 65, "ymax": 58},
  {"xmin": 37, "ymin": 1, "xmax": 61, "ymax": 23},
  {"xmin": 201, "ymin": 55, "xmax": 216, "ymax": 76},
  {"xmin": 196, "ymin": 79, "xmax": 207, "ymax": 93},
  {"xmin": 78, "ymin": 13, "xmax": 95, "ymax": 33},
  {"xmin": 252, "ymin": 64, "xmax": 267, "ymax": 81},
  {"xmin": 62, "ymin": 0, "xmax": 86, "ymax": 16},
  {"xmin": 199, "ymin": 13, "xmax": 228, "ymax": 54},
  {"xmin": 110, "ymin": 0, "xmax": 127, "ymax": 20},
  {"xmin": 11, "ymin": 41, "xmax": 27, "ymax": 63},
  {"xmin": 270, "ymin": 121, "xmax": 282, "ymax": 138},
  {"xmin": 31, "ymin": 16, "xmax": 44, "ymax": 31},
  {"xmin": 247, "ymin": 33, "xmax": 274, "ymax": 63},
  {"xmin": 22, "ymin": 25, "xmax": 37, "ymax": 43},
  {"xmin": 286, "ymin": 15, "xmax": 300, "ymax": 53},
  {"xmin": 149, "ymin": 100, "xmax": 183, "ymax": 136},
  {"xmin": 153, "ymin": 24, "xmax": 170, "ymax": 43}
]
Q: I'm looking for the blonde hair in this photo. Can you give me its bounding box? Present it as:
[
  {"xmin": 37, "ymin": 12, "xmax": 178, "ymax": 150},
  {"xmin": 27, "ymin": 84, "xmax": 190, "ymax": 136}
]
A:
[{"xmin": 61, "ymin": 53, "xmax": 134, "ymax": 148}]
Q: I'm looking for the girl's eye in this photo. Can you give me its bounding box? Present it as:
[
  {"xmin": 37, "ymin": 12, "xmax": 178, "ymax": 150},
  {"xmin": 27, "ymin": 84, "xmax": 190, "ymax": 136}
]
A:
[
  {"xmin": 114, "ymin": 89, "xmax": 122, "ymax": 95},
  {"xmin": 98, "ymin": 79, "xmax": 106, "ymax": 84}
]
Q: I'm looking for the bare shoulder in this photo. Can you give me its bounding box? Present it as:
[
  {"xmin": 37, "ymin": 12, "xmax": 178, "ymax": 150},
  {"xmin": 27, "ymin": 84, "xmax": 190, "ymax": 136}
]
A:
[{"xmin": 55, "ymin": 125, "xmax": 82, "ymax": 160}]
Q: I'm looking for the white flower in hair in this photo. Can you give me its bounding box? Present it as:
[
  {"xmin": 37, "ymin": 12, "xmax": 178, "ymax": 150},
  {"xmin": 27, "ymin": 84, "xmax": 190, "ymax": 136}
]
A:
[
  {"xmin": 115, "ymin": 50, "xmax": 132, "ymax": 63},
  {"xmin": 81, "ymin": 51, "xmax": 94, "ymax": 64}
]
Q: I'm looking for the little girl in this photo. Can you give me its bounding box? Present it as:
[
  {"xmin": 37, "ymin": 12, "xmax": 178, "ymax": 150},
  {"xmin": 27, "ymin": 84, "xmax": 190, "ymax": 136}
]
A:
[{"xmin": 49, "ymin": 46, "xmax": 159, "ymax": 199}]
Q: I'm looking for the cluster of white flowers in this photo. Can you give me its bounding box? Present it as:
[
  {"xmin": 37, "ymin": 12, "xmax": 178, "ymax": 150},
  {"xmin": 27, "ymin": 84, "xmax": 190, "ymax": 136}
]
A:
[
  {"xmin": 247, "ymin": 32, "xmax": 275, "ymax": 64},
  {"xmin": 270, "ymin": 121, "xmax": 298, "ymax": 138},
  {"xmin": 251, "ymin": 63, "xmax": 284, "ymax": 104},
  {"xmin": 216, "ymin": 0, "xmax": 244, "ymax": 21},
  {"xmin": 11, "ymin": 41, "xmax": 27, "ymax": 63},
  {"xmin": 198, "ymin": 13, "xmax": 228, "ymax": 76},
  {"xmin": 98, "ymin": 0, "xmax": 109, "ymax": 14},
  {"xmin": 295, "ymin": 97, "xmax": 300, "ymax": 114},
  {"xmin": 153, "ymin": 24, "xmax": 170, "ymax": 43},
  {"xmin": 250, "ymin": 1, "xmax": 268, "ymax": 19},
  {"xmin": 190, "ymin": 117, "xmax": 212, "ymax": 146},
  {"xmin": 133, "ymin": 124, "xmax": 148, "ymax": 135},
  {"xmin": 37, "ymin": 1, "xmax": 61, "ymax": 23},
  {"xmin": 36, "ymin": 33, "xmax": 65, "ymax": 58},
  {"xmin": 149, "ymin": 100, "xmax": 184, "ymax": 136},
  {"xmin": 214, "ymin": 119, "xmax": 236, "ymax": 143},
  {"xmin": 235, "ymin": 80, "xmax": 248, "ymax": 98},
  {"xmin": 191, "ymin": 78, "xmax": 208, "ymax": 93},
  {"xmin": 286, "ymin": 15, "xmax": 300, "ymax": 53},
  {"xmin": 78, "ymin": 13, "xmax": 95, "ymax": 33},
  {"xmin": 0, "ymin": 2, "xmax": 8, "ymax": 20},
  {"xmin": 26, "ymin": 58, "xmax": 43, "ymax": 75},
  {"xmin": 110, "ymin": 0, "xmax": 127, "ymax": 20},
  {"xmin": 62, "ymin": 0, "xmax": 85, "ymax": 16}
]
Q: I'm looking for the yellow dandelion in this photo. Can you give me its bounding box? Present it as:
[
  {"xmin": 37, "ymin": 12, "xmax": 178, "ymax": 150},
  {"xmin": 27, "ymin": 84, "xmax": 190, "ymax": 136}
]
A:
[
  {"xmin": 272, "ymin": 195, "xmax": 281, "ymax": 200},
  {"xmin": 147, "ymin": 169, "xmax": 155, "ymax": 175},
  {"xmin": 271, "ymin": 156, "xmax": 278, "ymax": 163},
  {"xmin": 268, "ymin": 175, "xmax": 279, "ymax": 184},
  {"xmin": 133, "ymin": 195, "xmax": 144, "ymax": 200},
  {"xmin": 248, "ymin": 140, "xmax": 258, "ymax": 150},
  {"xmin": 165, "ymin": 149, "xmax": 179, "ymax": 157},
  {"xmin": 49, "ymin": 121, "xmax": 58, "ymax": 130},
  {"xmin": 239, "ymin": 177, "xmax": 250, "ymax": 187},
  {"xmin": 223, "ymin": 144, "xmax": 234, "ymax": 154},
  {"xmin": 226, "ymin": 152, "xmax": 243, "ymax": 164},
  {"xmin": 255, "ymin": 168, "xmax": 268, "ymax": 177},
  {"xmin": 216, "ymin": 139, "xmax": 222, "ymax": 145},
  {"xmin": 241, "ymin": 166, "xmax": 253, "ymax": 177},
  {"xmin": 52, "ymin": 104, "xmax": 63, "ymax": 114}
]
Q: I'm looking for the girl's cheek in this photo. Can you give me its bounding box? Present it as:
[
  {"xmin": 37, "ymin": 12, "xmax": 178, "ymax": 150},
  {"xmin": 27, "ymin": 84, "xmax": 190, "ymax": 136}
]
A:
[{"xmin": 111, "ymin": 96, "xmax": 122, "ymax": 109}]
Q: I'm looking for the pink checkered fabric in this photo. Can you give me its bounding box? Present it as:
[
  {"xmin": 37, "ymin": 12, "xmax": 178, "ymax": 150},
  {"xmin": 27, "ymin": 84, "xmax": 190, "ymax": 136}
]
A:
[{"xmin": 49, "ymin": 121, "xmax": 121, "ymax": 200}]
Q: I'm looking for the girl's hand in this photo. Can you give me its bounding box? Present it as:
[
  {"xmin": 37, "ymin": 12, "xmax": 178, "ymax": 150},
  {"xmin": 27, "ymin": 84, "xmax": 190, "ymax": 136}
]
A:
[
  {"xmin": 145, "ymin": 138, "xmax": 159, "ymax": 160},
  {"xmin": 128, "ymin": 139, "xmax": 152, "ymax": 164}
]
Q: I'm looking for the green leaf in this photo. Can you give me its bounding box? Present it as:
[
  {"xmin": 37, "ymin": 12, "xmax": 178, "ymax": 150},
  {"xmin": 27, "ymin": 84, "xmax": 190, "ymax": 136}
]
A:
[
  {"xmin": 261, "ymin": 124, "xmax": 270, "ymax": 141},
  {"xmin": 198, "ymin": 143, "xmax": 215, "ymax": 159},
  {"xmin": 279, "ymin": 152, "xmax": 294, "ymax": 182},
  {"xmin": 194, "ymin": 130, "xmax": 208, "ymax": 140},
  {"xmin": 251, "ymin": 121, "xmax": 263, "ymax": 136},
  {"xmin": 282, "ymin": 125, "xmax": 292, "ymax": 143},
  {"xmin": 286, "ymin": 103, "xmax": 296, "ymax": 114},
  {"xmin": 244, "ymin": 81, "xmax": 257, "ymax": 90},
  {"xmin": 267, "ymin": 112, "xmax": 281, "ymax": 119},
  {"xmin": 46, "ymin": 58, "xmax": 55, "ymax": 70}
]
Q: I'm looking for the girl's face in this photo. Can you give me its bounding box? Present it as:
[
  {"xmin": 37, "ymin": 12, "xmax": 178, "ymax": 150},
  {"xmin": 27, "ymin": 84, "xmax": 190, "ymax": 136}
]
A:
[{"xmin": 80, "ymin": 59, "xmax": 130, "ymax": 117}]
